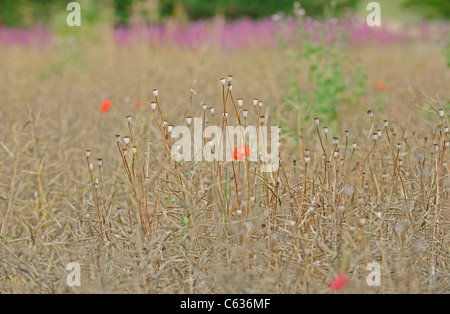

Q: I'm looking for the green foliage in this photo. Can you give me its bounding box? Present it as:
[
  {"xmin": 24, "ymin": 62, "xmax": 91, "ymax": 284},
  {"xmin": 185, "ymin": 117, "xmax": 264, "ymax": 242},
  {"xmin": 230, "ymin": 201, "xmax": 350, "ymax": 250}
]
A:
[
  {"xmin": 278, "ymin": 13, "xmax": 366, "ymax": 142},
  {"xmin": 403, "ymin": 0, "xmax": 450, "ymax": 20}
]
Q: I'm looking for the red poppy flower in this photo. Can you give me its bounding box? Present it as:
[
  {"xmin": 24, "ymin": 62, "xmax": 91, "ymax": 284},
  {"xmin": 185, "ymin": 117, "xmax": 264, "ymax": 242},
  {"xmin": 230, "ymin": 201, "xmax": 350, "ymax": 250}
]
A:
[
  {"xmin": 233, "ymin": 145, "xmax": 250, "ymax": 161},
  {"xmin": 135, "ymin": 101, "xmax": 144, "ymax": 109},
  {"xmin": 329, "ymin": 274, "xmax": 349, "ymax": 292},
  {"xmin": 100, "ymin": 100, "xmax": 112, "ymax": 114},
  {"xmin": 376, "ymin": 81, "xmax": 386, "ymax": 91}
]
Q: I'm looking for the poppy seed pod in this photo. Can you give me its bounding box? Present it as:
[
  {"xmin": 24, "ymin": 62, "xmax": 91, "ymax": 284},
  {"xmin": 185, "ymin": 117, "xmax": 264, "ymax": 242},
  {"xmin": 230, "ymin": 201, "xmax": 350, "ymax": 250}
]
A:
[
  {"xmin": 127, "ymin": 115, "xmax": 132, "ymax": 123},
  {"xmin": 97, "ymin": 159, "xmax": 103, "ymax": 167},
  {"xmin": 243, "ymin": 110, "xmax": 248, "ymax": 118},
  {"xmin": 228, "ymin": 85, "xmax": 232, "ymax": 92},
  {"xmin": 314, "ymin": 118, "xmax": 320, "ymax": 126},
  {"xmin": 253, "ymin": 99, "xmax": 258, "ymax": 106},
  {"xmin": 167, "ymin": 125, "xmax": 174, "ymax": 134},
  {"xmin": 123, "ymin": 136, "xmax": 130, "ymax": 146},
  {"xmin": 433, "ymin": 144, "xmax": 439, "ymax": 152},
  {"xmin": 444, "ymin": 126, "xmax": 449, "ymax": 133},
  {"xmin": 150, "ymin": 101, "xmax": 157, "ymax": 111},
  {"xmin": 344, "ymin": 130, "xmax": 349, "ymax": 138},
  {"xmin": 202, "ymin": 104, "xmax": 207, "ymax": 111},
  {"xmin": 115, "ymin": 134, "xmax": 121, "ymax": 142},
  {"xmin": 237, "ymin": 98, "xmax": 243, "ymax": 107},
  {"xmin": 209, "ymin": 107, "xmax": 215, "ymax": 115},
  {"xmin": 258, "ymin": 100, "xmax": 263, "ymax": 108},
  {"xmin": 377, "ymin": 130, "xmax": 382, "ymax": 137},
  {"xmin": 323, "ymin": 127, "xmax": 329, "ymax": 134},
  {"xmin": 220, "ymin": 78, "xmax": 226, "ymax": 86},
  {"xmin": 186, "ymin": 116, "xmax": 192, "ymax": 126},
  {"xmin": 86, "ymin": 150, "xmax": 91, "ymax": 158},
  {"xmin": 373, "ymin": 133, "xmax": 378, "ymax": 141},
  {"xmin": 332, "ymin": 137, "xmax": 339, "ymax": 145},
  {"xmin": 352, "ymin": 142, "xmax": 357, "ymax": 149},
  {"xmin": 383, "ymin": 120, "xmax": 389, "ymax": 128},
  {"xmin": 227, "ymin": 75, "xmax": 233, "ymax": 83},
  {"xmin": 439, "ymin": 109, "xmax": 444, "ymax": 117},
  {"xmin": 367, "ymin": 110, "xmax": 374, "ymax": 118},
  {"xmin": 132, "ymin": 146, "xmax": 137, "ymax": 154},
  {"xmin": 153, "ymin": 89, "xmax": 158, "ymax": 97},
  {"xmin": 397, "ymin": 143, "xmax": 402, "ymax": 150}
]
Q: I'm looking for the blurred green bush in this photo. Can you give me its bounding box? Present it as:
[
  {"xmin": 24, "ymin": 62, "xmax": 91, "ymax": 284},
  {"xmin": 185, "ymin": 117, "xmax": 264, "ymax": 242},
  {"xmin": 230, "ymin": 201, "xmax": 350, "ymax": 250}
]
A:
[{"xmin": 0, "ymin": 0, "xmax": 448, "ymax": 27}]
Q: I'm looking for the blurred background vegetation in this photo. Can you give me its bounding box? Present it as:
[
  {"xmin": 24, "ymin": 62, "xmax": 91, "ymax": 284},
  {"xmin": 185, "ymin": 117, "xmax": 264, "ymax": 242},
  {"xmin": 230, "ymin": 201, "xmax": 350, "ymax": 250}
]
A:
[{"xmin": 0, "ymin": 0, "xmax": 448, "ymax": 27}]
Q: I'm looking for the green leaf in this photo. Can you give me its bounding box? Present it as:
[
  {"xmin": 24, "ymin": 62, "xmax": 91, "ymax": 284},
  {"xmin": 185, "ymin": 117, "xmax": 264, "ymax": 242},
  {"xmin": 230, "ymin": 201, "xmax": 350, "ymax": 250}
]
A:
[{"xmin": 0, "ymin": 235, "xmax": 3, "ymax": 239}]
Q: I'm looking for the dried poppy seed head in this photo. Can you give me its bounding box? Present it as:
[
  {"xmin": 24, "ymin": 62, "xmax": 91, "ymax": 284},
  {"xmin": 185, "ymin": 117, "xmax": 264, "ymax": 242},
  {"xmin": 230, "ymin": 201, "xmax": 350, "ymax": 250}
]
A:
[
  {"xmin": 397, "ymin": 143, "xmax": 402, "ymax": 150},
  {"xmin": 304, "ymin": 157, "xmax": 311, "ymax": 164},
  {"xmin": 332, "ymin": 137, "xmax": 339, "ymax": 145},
  {"xmin": 260, "ymin": 116, "xmax": 265, "ymax": 123},
  {"xmin": 186, "ymin": 116, "xmax": 192, "ymax": 126},
  {"xmin": 97, "ymin": 159, "xmax": 103, "ymax": 167},
  {"xmin": 127, "ymin": 115, "xmax": 132, "ymax": 123},
  {"xmin": 150, "ymin": 101, "xmax": 157, "ymax": 110},
  {"xmin": 243, "ymin": 110, "xmax": 248, "ymax": 118},
  {"xmin": 444, "ymin": 126, "xmax": 449, "ymax": 133},
  {"xmin": 220, "ymin": 78, "xmax": 226, "ymax": 86},
  {"xmin": 153, "ymin": 89, "xmax": 158, "ymax": 97},
  {"xmin": 227, "ymin": 75, "xmax": 233, "ymax": 83},
  {"xmin": 314, "ymin": 118, "xmax": 320, "ymax": 126},
  {"xmin": 367, "ymin": 110, "xmax": 374, "ymax": 118},
  {"xmin": 236, "ymin": 209, "xmax": 242, "ymax": 216},
  {"xmin": 163, "ymin": 121, "xmax": 168, "ymax": 127},
  {"xmin": 115, "ymin": 134, "xmax": 121, "ymax": 142},
  {"xmin": 227, "ymin": 85, "xmax": 232, "ymax": 92},
  {"xmin": 383, "ymin": 120, "xmax": 389, "ymax": 128},
  {"xmin": 253, "ymin": 98, "xmax": 258, "ymax": 106},
  {"xmin": 202, "ymin": 104, "xmax": 207, "ymax": 111},
  {"xmin": 439, "ymin": 109, "xmax": 444, "ymax": 117},
  {"xmin": 148, "ymin": 140, "xmax": 152, "ymax": 146},
  {"xmin": 344, "ymin": 130, "xmax": 349, "ymax": 138},
  {"xmin": 167, "ymin": 125, "xmax": 174, "ymax": 133},
  {"xmin": 377, "ymin": 130, "xmax": 382, "ymax": 137},
  {"xmin": 86, "ymin": 150, "xmax": 91, "ymax": 158},
  {"xmin": 373, "ymin": 133, "xmax": 378, "ymax": 141},
  {"xmin": 132, "ymin": 146, "xmax": 137, "ymax": 154},
  {"xmin": 446, "ymin": 141, "xmax": 450, "ymax": 147},
  {"xmin": 258, "ymin": 101, "xmax": 263, "ymax": 108},
  {"xmin": 237, "ymin": 98, "xmax": 243, "ymax": 107},
  {"xmin": 352, "ymin": 142, "xmax": 357, "ymax": 149},
  {"xmin": 433, "ymin": 144, "xmax": 439, "ymax": 152},
  {"xmin": 123, "ymin": 136, "xmax": 130, "ymax": 146},
  {"xmin": 209, "ymin": 107, "xmax": 215, "ymax": 115},
  {"xmin": 304, "ymin": 147, "xmax": 310, "ymax": 157},
  {"xmin": 323, "ymin": 127, "xmax": 329, "ymax": 134}
]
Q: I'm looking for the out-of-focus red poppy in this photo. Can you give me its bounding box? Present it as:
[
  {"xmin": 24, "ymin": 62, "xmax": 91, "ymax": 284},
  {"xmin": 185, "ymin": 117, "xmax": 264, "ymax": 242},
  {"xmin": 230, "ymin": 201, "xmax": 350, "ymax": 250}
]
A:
[
  {"xmin": 135, "ymin": 101, "xmax": 144, "ymax": 109},
  {"xmin": 376, "ymin": 81, "xmax": 386, "ymax": 91},
  {"xmin": 100, "ymin": 100, "xmax": 112, "ymax": 113},
  {"xmin": 329, "ymin": 274, "xmax": 349, "ymax": 292},
  {"xmin": 233, "ymin": 145, "xmax": 250, "ymax": 161}
]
